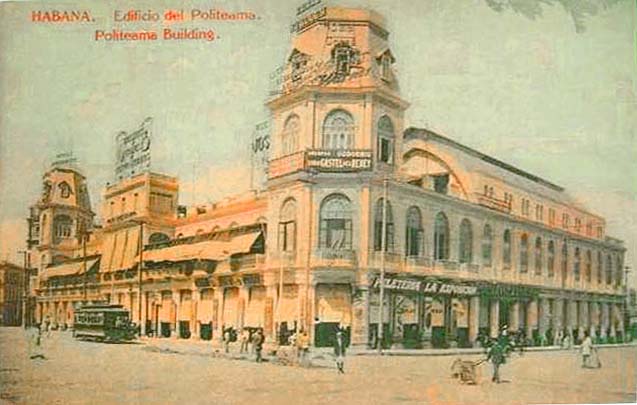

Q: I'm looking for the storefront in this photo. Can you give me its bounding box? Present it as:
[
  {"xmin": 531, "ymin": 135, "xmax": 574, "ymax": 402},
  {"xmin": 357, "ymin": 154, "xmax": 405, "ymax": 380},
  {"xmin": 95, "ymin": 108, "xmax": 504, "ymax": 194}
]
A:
[{"xmin": 368, "ymin": 275, "xmax": 541, "ymax": 348}]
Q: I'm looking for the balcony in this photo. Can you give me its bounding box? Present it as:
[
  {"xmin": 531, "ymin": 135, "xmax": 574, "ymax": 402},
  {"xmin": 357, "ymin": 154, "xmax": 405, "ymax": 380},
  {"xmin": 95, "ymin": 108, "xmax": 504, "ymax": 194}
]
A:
[
  {"xmin": 476, "ymin": 193, "xmax": 512, "ymax": 214},
  {"xmin": 268, "ymin": 149, "xmax": 373, "ymax": 179},
  {"xmin": 369, "ymin": 251, "xmax": 403, "ymax": 270},
  {"xmin": 312, "ymin": 249, "xmax": 357, "ymax": 268},
  {"xmin": 229, "ymin": 254, "xmax": 266, "ymax": 271}
]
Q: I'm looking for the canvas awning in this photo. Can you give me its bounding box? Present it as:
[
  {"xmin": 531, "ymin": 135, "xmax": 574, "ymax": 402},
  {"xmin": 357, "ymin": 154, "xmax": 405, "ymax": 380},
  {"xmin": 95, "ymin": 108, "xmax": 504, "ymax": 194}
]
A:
[
  {"xmin": 143, "ymin": 239, "xmax": 231, "ymax": 263},
  {"xmin": 141, "ymin": 231, "xmax": 262, "ymax": 264},
  {"xmin": 100, "ymin": 226, "xmax": 141, "ymax": 272},
  {"xmin": 42, "ymin": 258, "xmax": 99, "ymax": 280},
  {"xmin": 226, "ymin": 231, "xmax": 262, "ymax": 256}
]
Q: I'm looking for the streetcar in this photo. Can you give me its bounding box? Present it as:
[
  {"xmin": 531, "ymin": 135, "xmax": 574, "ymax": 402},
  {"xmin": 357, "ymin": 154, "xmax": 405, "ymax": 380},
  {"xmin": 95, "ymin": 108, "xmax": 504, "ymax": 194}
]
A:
[{"xmin": 73, "ymin": 303, "xmax": 137, "ymax": 342}]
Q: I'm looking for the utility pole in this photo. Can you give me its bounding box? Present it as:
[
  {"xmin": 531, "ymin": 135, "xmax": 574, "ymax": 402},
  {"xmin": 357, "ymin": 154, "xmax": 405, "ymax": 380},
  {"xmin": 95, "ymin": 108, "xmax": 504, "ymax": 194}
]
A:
[
  {"xmin": 137, "ymin": 220, "xmax": 145, "ymax": 336},
  {"xmin": 82, "ymin": 230, "xmax": 89, "ymax": 302},
  {"xmin": 377, "ymin": 178, "xmax": 388, "ymax": 354},
  {"xmin": 18, "ymin": 250, "xmax": 29, "ymax": 328}
]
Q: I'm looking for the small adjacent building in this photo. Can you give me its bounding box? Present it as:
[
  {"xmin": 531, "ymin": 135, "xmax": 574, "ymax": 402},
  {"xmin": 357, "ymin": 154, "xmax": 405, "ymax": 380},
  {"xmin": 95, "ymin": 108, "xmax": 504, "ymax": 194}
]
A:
[{"xmin": 0, "ymin": 262, "xmax": 25, "ymax": 326}]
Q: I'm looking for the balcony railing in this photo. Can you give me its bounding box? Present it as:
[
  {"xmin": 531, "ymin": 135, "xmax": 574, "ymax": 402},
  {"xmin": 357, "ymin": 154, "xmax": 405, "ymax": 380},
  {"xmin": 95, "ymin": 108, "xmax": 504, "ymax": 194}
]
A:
[
  {"xmin": 476, "ymin": 193, "xmax": 512, "ymax": 214},
  {"xmin": 229, "ymin": 254, "xmax": 266, "ymax": 271},
  {"xmin": 268, "ymin": 149, "xmax": 373, "ymax": 179},
  {"xmin": 312, "ymin": 249, "xmax": 357, "ymax": 267}
]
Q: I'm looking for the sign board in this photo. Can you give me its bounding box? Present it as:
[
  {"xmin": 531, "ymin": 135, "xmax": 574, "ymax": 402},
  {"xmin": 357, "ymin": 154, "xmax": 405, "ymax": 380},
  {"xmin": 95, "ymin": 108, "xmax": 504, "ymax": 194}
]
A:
[
  {"xmin": 115, "ymin": 117, "xmax": 152, "ymax": 181},
  {"xmin": 306, "ymin": 149, "xmax": 373, "ymax": 172},
  {"xmin": 371, "ymin": 277, "xmax": 478, "ymax": 296},
  {"xmin": 251, "ymin": 120, "xmax": 271, "ymax": 190}
]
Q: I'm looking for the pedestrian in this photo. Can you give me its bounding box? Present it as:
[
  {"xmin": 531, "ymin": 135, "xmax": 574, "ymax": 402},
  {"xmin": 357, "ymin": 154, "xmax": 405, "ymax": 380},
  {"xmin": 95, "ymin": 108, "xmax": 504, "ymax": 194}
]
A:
[
  {"xmin": 297, "ymin": 329, "xmax": 310, "ymax": 366},
  {"xmin": 486, "ymin": 339, "xmax": 505, "ymax": 383},
  {"xmin": 28, "ymin": 325, "xmax": 45, "ymax": 360},
  {"xmin": 333, "ymin": 329, "xmax": 347, "ymax": 374},
  {"xmin": 239, "ymin": 328, "xmax": 250, "ymax": 354},
  {"xmin": 252, "ymin": 328, "xmax": 265, "ymax": 363},
  {"xmin": 44, "ymin": 315, "xmax": 52, "ymax": 338},
  {"xmin": 580, "ymin": 331, "xmax": 593, "ymax": 368},
  {"xmin": 223, "ymin": 327, "xmax": 231, "ymax": 354}
]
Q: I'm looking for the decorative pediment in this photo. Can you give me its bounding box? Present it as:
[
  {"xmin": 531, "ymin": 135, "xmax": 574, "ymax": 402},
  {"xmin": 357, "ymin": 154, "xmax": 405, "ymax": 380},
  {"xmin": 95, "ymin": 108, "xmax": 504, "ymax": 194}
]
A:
[{"xmin": 376, "ymin": 48, "xmax": 396, "ymax": 63}]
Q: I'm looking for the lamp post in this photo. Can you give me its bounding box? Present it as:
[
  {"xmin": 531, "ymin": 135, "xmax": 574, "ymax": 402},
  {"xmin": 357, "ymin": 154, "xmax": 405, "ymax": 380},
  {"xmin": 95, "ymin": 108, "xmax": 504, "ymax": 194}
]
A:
[{"xmin": 377, "ymin": 178, "xmax": 388, "ymax": 354}]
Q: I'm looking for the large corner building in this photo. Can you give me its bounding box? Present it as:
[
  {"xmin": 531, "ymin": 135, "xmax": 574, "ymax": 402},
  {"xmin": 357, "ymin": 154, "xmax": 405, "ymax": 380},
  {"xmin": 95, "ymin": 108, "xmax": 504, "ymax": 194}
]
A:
[{"xmin": 26, "ymin": 6, "xmax": 628, "ymax": 349}]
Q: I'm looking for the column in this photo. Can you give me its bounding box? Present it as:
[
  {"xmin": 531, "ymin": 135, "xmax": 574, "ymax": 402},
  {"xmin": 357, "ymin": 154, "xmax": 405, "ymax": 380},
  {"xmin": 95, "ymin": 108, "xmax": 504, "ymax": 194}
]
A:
[
  {"xmin": 578, "ymin": 301, "xmax": 587, "ymax": 342},
  {"xmin": 351, "ymin": 286, "xmax": 369, "ymax": 348},
  {"xmin": 191, "ymin": 289, "xmax": 199, "ymax": 340},
  {"xmin": 172, "ymin": 289, "xmax": 180, "ymax": 338},
  {"xmin": 526, "ymin": 299, "xmax": 538, "ymax": 342},
  {"xmin": 610, "ymin": 304, "xmax": 618, "ymax": 339},
  {"xmin": 469, "ymin": 296, "xmax": 480, "ymax": 346},
  {"xmin": 238, "ymin": 285, "xmax": 249, "ymax": 330},
  {"xmin": 551, "ymin": 299, "xmax": 563, "ymax": 345},
  {"xmin": 509, "ymin": 301, "xmax": 520, "ymax": 331},
  {"xmin": 489, "ymin": 300, "xmax": 499, "ymax": 338},
  {"xmin": 140, "ymin": 292, "xmax": 148, "ymax": 336},
  {"xmin": 264, "ymin": 284, "xmax": 277, "ymax": 342},
  {"xmin": 600, "ymin": 302, "xmax": 609, "ymax": 339},
  {"xmin": 213, "ymin": 287, "xmax": 224, "ymax": 343},
  {"xmin": 588, "ymin": 302, "xmax": 598, "ymax": 340},
  {"xmin": 538, "ymin": 298, "xmax": 549, "ymax": 343}
]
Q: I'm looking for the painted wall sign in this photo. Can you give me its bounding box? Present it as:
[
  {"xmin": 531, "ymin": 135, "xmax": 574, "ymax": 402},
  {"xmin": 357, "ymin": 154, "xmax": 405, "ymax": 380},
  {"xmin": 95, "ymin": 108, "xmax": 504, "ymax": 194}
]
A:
[
  {"xmin": 306, "ymin": 149, "xmax": 373, "ymax": 172},
  {"xmin": 115, "ymin": 117, "xmax": 152, "ymax": 181},
  {"xmin": 372, "ymin": 277, "xmax": 477, "ymax": 296}
]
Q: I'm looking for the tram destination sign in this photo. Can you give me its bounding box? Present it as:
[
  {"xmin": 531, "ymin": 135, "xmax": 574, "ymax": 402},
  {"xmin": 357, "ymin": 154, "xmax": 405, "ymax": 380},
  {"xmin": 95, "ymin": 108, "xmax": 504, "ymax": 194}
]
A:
[{"xmin": 306, "ymin": 149, "xmax": 373, "ymax": 172}]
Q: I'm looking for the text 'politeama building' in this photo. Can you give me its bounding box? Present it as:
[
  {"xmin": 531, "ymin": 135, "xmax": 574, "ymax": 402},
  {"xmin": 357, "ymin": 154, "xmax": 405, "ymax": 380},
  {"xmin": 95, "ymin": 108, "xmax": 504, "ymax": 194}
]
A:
[{"xmin": 26, "ymin": 5, "xmax": 627, "ymax": 349}]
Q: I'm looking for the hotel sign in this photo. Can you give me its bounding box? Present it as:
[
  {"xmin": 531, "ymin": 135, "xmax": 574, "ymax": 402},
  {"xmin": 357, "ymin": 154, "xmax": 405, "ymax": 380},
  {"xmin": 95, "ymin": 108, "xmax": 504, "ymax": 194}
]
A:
[
  {"xmin": 306, "ymin": 149, "xmax": 373, "ymax": 172},
  {"xmin": 115, "ymin": 117, "xmax": 152, "ymax": 181}
]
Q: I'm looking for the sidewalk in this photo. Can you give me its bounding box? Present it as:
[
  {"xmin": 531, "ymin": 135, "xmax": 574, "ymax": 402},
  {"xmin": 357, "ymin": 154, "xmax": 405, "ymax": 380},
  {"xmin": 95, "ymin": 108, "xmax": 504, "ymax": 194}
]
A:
[{"xmin": 138, "ymin": 335, "xmax": 636, "ymax": 364}]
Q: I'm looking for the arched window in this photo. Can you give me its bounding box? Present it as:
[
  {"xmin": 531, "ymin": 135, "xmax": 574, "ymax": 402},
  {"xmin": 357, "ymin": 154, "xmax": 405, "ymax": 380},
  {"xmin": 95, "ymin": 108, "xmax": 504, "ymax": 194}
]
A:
[
  {"xmin": 377, "ymin": 115, "xmax": 394, "ymax": 164},
  {"xmin": 534, "ymin": 237, "xmax": 542, "ymax": 275},
  {"xmin": 148, "ymin": 232, "xmax": 170, "ymax": 245},
  {"xmin": 481, "ymin": 224, "xmax": 493, "ymax": 266},
  {"xmin": 405, "ymin": 207, "xmax": 423, "ymax": 257},
  {"xmin": 597, "ymin": 251, "xmax": 602, "ymax": 284},
  {"xmin": 281, "ymin": 114, "xmax": 300, "ymax": 156},
  {"xmin": 433, "ymin": 212, "xmax": 449, "ymax": 261},
  {"xmin": 373, "ymin": 198, "xmax": 394, "ymax": 252},
  {"xmin": 322, "ymin": 110, "xmax": 354, "ymax": 149},
  {"xmin": 547, "ymin": 241, "xmax": 555, "ymax": 277},
  {"xmin": 458, "ymin": 219, "xmax": 473, "ymax": 264},
  {"xmin": 279, "ymin": 198, "xmax": 297, "ymax": 252},
  {"xmin": 503, "ymin": 229, "xmax": 512, "ymax": 267},
  {"xmin": 585, "ymin": 250, "xmax": 592, "ymax": 282},
  {"xmin": 319, "ymin": 194, "xmax": 352, "ymax": 250},
  {"xmin": 561, "ymin": 242, "xmax": 569, "ymax": 282},
  {"xmin": 53, "ymin": 215, "xmax": 73, "ymax": 241},
  {"xmin": 58, "ymin": 181, "xmax": 72, "ymax": 199},
  {"xmin": 574, "ymin": 247, "xmax": 581, "ymax": 281},
  {"xmin": 606, "ymin": 254, "xmax": 612, "ymax": 285},
  {"xmin": 519, "ymin": 234, "xmax": 529, "ymax": 273}
]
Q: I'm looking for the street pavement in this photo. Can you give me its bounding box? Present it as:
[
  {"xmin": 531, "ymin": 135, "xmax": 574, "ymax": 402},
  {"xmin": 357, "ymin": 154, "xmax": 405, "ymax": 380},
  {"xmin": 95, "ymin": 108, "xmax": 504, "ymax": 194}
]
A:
[{"xmin": 1, "ymin": 327, "xmax": 635, "ymax": 405}]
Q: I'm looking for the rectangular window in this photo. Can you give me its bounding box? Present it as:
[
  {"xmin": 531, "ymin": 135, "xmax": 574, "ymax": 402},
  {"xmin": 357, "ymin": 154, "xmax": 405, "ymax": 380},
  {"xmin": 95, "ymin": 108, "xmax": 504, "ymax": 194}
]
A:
[
  {"xmin": 548, "ymin": 208, "xmax": 556, "ymax": 226},
  {"xmin": 379, "ymin": 138, "xmax": 392, "ymax": 164},
  {"xmin": 562, "ymin": 213, "xmax": 569, "ymax": 229},
  {"xmin": 278, "ymin": 221, "xmax": 296, "ymax": 252},
  {"xmin": 432, "ymin": 174, "xmax": 449, "ymax": 194}
]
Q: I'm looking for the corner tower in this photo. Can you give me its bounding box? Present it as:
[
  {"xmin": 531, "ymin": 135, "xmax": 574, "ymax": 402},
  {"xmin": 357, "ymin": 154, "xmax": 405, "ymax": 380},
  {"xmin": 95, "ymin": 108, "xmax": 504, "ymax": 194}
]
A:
[
  {"xmin": 27, "ymin": 153, "xmax": 95, "ymax": 269},
  {"xmin": 267, "ymin": 6, "xmax": 409, "ymax": 174}
]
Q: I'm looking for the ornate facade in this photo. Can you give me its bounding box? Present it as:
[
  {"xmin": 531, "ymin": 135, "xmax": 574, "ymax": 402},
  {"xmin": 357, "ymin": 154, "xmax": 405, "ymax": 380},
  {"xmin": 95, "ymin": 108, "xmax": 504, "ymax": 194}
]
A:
[{"xmin": 28, "ymin": 6, "xmax": 627, "ymax": 348}]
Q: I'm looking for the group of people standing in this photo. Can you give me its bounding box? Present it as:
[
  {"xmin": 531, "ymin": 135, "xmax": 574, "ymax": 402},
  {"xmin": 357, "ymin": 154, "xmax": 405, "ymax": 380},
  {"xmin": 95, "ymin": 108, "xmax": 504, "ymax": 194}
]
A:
[{"xmin": 222, "ymin": 327, "xmax": 265, "ymax": 362}]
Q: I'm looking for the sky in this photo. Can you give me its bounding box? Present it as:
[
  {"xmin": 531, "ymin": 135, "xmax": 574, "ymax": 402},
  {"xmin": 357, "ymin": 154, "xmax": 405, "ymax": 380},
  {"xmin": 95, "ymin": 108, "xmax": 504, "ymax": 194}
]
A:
[{"xmin": 0, "ymin": 0, "xmax": 635, "ymax": 286}]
